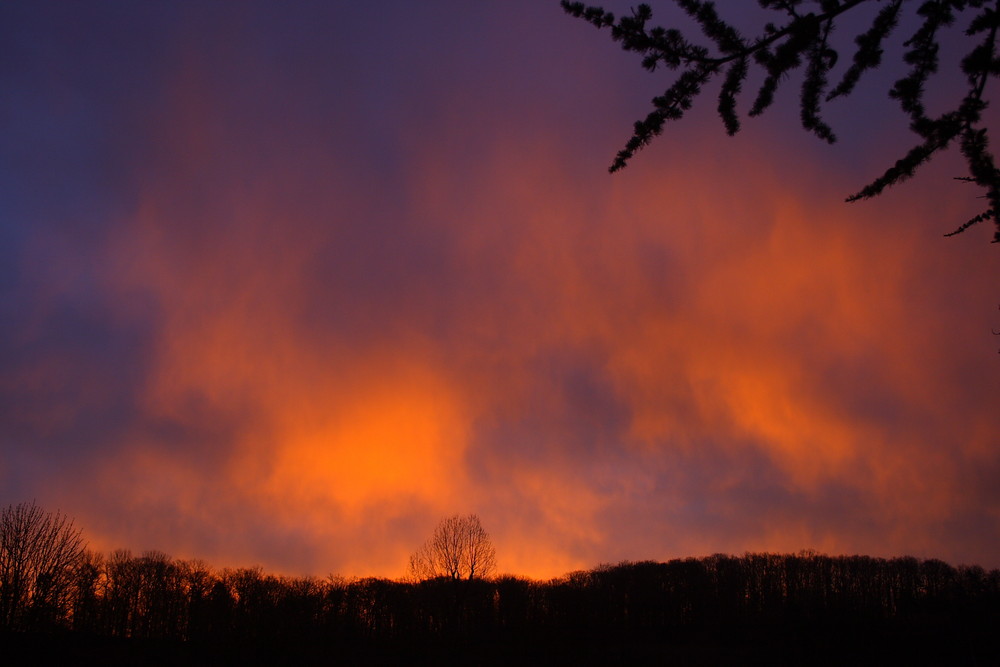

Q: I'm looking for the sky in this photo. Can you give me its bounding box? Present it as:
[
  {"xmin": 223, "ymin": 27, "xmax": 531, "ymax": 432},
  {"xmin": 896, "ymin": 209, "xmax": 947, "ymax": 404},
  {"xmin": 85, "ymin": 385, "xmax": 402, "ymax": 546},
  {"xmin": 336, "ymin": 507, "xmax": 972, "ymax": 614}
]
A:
[{"xmin": 2, "ymin": 1, "xmax": 998, "ymax": 580}]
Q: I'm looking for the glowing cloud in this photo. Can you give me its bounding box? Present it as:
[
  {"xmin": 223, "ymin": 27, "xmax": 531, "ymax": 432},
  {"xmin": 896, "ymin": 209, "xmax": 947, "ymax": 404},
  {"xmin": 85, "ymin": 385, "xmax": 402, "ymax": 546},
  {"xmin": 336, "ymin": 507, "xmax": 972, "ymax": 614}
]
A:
[{"xmin": 2, "ymin": 2, "xmax": 997, "ymax": 580}]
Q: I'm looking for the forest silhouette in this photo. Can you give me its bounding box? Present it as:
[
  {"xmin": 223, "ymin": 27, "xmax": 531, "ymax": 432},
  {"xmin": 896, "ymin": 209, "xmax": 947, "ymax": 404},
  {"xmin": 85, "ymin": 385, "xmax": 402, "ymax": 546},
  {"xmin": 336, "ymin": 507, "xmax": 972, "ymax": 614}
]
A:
[{"xmin": 2, "ymin": 503, "xmax": 998, "ymax": 664}]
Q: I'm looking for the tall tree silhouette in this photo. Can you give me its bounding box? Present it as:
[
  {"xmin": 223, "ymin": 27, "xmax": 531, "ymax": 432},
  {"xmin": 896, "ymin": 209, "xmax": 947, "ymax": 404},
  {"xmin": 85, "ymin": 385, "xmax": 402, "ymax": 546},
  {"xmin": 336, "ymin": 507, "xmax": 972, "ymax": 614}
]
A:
[
  {"xmin": 409, "ymin": 514, "xmax": 497, "ymax": 581},
  {"xmin": 0, "ymin": 501, "xmax": 85, "ymax": 630},
  {"xmin": 562, "ymin": 0, "xmax": 1000, "ymax": 243}
]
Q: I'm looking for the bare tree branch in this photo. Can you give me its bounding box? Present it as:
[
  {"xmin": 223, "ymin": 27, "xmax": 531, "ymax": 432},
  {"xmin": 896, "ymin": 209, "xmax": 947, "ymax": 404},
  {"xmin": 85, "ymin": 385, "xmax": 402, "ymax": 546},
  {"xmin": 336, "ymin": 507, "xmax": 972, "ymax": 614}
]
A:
[{"xmin": 409, "ymin": 514, "xmax": 497, "ymax": 581}]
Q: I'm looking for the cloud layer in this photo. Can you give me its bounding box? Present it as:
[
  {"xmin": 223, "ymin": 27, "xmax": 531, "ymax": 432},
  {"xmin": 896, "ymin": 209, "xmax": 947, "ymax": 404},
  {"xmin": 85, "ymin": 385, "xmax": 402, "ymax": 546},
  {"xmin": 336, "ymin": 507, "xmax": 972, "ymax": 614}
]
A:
[{"xmin": 2, "ymin": 1, "xmax": 998, "ymax": 579}]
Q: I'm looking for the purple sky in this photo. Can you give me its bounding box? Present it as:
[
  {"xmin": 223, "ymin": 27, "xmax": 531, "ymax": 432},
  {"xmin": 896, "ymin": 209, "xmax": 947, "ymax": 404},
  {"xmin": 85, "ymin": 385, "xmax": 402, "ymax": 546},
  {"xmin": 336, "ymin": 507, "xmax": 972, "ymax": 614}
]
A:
[{"xmin": 2, "ymin": 1, "xmax": 998, "ymax": 578}]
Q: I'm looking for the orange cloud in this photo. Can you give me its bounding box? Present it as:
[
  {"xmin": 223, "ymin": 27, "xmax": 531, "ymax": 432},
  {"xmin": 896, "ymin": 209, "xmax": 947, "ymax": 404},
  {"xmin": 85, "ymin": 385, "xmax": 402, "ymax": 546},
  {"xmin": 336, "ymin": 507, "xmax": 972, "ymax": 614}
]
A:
[{"xmin": 55, "ymin": 66, "xmax": 999, "ymax": 580}]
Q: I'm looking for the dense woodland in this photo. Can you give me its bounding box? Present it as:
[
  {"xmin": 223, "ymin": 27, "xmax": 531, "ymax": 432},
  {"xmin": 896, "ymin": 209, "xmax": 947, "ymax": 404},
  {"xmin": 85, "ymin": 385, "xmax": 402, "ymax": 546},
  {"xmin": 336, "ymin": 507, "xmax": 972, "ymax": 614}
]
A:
[{"xmin": 3, "ymin": 547, "xmax": 999, "ymax": 664}]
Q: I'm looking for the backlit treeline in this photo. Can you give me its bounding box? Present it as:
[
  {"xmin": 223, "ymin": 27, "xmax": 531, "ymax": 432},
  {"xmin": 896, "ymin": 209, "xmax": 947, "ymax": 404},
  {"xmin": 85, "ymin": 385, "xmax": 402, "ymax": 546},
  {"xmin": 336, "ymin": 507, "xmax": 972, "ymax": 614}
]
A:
[
  {"xmin": 12, "ymin": 549, "xmax": 1000, "ymax": 637},
  {"xmin": 2, "ymin": 503, "xmax": 999, "ymax": 657}
]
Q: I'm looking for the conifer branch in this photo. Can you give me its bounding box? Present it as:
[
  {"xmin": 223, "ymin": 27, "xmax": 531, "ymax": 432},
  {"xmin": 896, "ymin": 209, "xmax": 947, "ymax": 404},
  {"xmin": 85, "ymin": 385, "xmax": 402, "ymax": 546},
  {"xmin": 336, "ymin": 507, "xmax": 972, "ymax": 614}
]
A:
[
  {"xmin": 828, "ymin": 0, "xmax": 903, "ymax": 101},
  {"xmin": 563, "ymin": 0, "xmax": 1000, "ymax": 243}
]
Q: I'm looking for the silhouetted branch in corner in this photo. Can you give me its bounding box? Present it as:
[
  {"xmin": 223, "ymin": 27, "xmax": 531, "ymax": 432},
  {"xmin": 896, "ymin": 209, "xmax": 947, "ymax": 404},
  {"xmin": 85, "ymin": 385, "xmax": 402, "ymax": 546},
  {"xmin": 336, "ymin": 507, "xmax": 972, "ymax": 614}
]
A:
[{"xmin": 562, "ymin": 0, "xmax": 1000, "ymax": 243}]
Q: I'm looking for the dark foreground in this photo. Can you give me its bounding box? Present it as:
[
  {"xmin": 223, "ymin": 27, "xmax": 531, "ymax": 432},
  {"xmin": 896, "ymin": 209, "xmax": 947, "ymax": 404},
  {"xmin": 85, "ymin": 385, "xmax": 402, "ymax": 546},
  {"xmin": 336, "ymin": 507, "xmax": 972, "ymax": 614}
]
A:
[
  {"xmin": 3, "ymin": 623, "xmax": 994, "ymax": 666},
  {"xmin": 2, "ymin": 553, "xmax": 998, "ymax": 665}
]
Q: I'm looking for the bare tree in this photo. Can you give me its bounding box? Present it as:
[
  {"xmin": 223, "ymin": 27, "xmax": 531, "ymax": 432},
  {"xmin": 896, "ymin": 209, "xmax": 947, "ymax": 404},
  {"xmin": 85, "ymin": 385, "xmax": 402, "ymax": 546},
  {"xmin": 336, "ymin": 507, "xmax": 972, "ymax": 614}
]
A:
[
  {"xmin": 409, "ymin": 514, "xmax": 497, "ymax": 581},
  {"xmin": 0, "ymin": 501, "xmax": 85, "ymax": 630}
]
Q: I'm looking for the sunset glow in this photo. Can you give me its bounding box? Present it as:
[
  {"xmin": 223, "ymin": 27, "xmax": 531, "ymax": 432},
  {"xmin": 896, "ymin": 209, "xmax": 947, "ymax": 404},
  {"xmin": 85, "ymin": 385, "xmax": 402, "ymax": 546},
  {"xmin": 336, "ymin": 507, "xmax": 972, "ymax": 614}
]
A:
[{"xmin": 2, "ymin": 1, "xmax": 998, "ymax": 581}]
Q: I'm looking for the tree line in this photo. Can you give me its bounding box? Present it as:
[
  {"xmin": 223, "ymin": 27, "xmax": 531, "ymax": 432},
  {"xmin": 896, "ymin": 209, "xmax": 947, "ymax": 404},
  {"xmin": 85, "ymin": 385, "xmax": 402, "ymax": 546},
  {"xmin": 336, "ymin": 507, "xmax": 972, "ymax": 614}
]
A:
[{"xmin": 3, "ymin": 502, "xmax": 998, "ymax": 663}]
